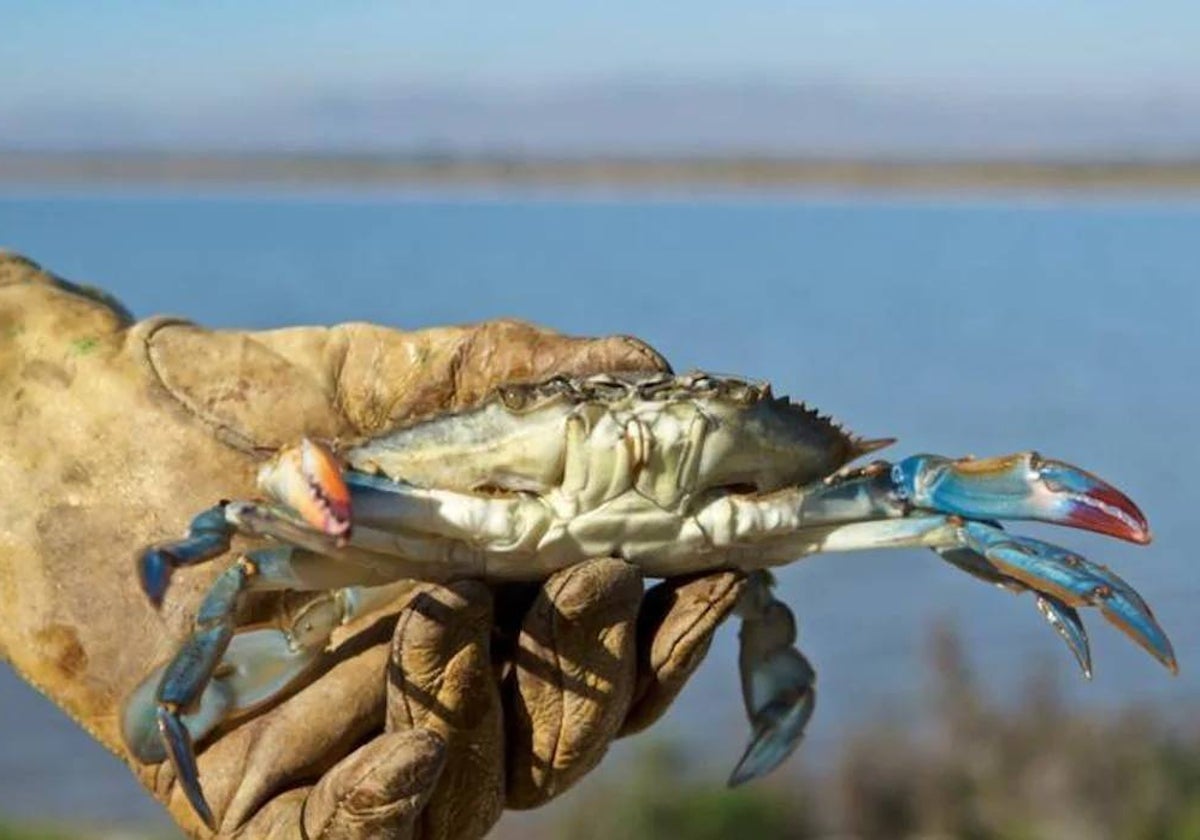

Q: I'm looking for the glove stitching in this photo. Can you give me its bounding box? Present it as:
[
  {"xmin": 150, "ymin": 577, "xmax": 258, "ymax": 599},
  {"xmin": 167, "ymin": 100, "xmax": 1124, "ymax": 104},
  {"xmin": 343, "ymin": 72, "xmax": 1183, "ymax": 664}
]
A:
[
  {"xmin": 329, "ymin": 330, "xmax": 353, "ymax": 431},
  {"xmin": 139, "ymin": 317, "xmax": 268, "ymax": 454},
  {"xmin": 446, "ymin": 331, "xmax": 471, "ymax": 407}
]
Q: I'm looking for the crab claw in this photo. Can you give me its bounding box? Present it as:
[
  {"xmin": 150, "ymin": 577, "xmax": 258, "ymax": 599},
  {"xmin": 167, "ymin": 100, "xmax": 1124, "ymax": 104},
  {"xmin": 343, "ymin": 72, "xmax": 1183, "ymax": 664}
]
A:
[
  {"xmin": 893, "ymin": 452, "xmax": 1151, "ymax": 545},
  {"xmin": 962, "ymin": 521, "xmax": 1176, "ymax": 673},
  {"xmin": 934, "ymin": 544, "xmax": 1093, "ymax": 678},
  {"xmin": 730, "ymin": 573, "xmax": 816, "ymax": 787},
  {"xmin": 257, "ymin": 438, "xmax": 352, "ymax": 543}
]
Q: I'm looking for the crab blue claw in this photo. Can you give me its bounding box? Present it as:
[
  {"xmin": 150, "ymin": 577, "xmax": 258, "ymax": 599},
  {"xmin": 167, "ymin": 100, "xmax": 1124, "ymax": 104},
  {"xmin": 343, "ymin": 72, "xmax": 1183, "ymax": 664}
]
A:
[
  {"xmin": 1035, "ymin": 594, "xmax": 1093, "ymax": 679},
  {"xmin": 729, "ymin": 647, "xmax": 816, "ymax": 787},
  {"xmin": 963, "ymin": 521, "xmax": 1176, "ymax": 673},
  {"xmin": 934, "ymin": 545, "xmax": 1093, "ymax": 678},
  {"xmin": 893, "ymin": 452, "xmax": 1151, "ymax": 545}
]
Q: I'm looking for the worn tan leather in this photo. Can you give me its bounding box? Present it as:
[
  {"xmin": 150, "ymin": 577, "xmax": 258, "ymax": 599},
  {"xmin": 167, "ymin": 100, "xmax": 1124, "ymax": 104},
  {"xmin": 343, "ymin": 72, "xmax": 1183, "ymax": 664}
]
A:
[{"xmin": 0, "ymin": 251, "xmax": 745, "ymax": 838}]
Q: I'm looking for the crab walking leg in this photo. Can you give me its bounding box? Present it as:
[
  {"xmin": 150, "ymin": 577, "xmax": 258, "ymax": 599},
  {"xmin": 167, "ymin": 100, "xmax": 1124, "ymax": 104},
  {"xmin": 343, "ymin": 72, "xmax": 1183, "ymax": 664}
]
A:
[
  {"xmin": 825, "ymin": 452, "xmax": 1159, "ymax": 672},
  {"xmin": 137, "ymin": 504, "xmax": 234, "ymax": 608},
  {"xmin": 695, "ymin": 451, "xmax": 1163, "ymax": 669},
  {"xmin": 343, "ymin": 472, "xmax": 553, "ymax": 553},
  {"xmin": 729, "ymin": 571, "xmax": 816, "ymax": 787},
  {"xmin": 140, "ymin": 544, "xmax": 417, "ymax": 830},
  {"xmin": 226, "ymin": 499, "xmax": 501, "ymax": 580}
]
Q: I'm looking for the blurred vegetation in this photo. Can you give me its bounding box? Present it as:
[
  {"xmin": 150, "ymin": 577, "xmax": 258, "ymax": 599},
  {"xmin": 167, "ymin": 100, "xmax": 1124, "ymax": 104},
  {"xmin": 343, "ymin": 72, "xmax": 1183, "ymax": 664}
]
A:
[
  {"xmin": 0, "ymin": 825, "xmax": 170, "ymax": 840},
  {"xmin": 8, "ymin": 152, "xmax": 1200, "ymax": 193},
  {"xmin": 556, "ymin": 624, "xmax": 1200, "ymax": 840},
  {"xmin": 5, "ymin": 624, "xmax": 1198, "ymax": 839}
]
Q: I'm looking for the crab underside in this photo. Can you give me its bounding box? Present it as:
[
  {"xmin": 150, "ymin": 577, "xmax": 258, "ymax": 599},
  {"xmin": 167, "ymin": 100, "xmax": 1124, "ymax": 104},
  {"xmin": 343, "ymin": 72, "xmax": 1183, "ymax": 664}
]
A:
[{"xmin": 119, "ymin": 372, "xmax": 1175, "ymax": 829}]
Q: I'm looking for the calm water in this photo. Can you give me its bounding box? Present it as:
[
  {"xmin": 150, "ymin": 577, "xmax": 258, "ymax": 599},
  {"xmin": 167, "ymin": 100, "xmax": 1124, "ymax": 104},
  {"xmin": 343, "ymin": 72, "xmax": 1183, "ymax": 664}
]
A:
[{"xmin": 1, "ymin": 190, "xmax": 1198, "ymax": 829}]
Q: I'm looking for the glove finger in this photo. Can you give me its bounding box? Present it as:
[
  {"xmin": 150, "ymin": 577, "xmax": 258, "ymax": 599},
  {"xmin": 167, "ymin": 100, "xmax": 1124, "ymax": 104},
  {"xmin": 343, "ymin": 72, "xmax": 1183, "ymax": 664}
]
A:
[
  {"xmin": 0, "ymin": 250, "xmax": 135, "ymax": 325},
  {"xmin": 176, "ymin": 623, "xmax": 394, "ymax": 832},
  {"xmin": 387, "ymin": 580, "xmax": 504, "ymax": 840},
  {"xmin": 143, "ymin": 321, "xmax": 671, "ymax": 454},
  {"xmin": 249, "ymin": 319, "xmax": 672, "ymax": 438},
  {"xmin": 238, "ymin": 728, "xmax": 446, "ymax": 840},
  {"xmin": 505, "ymin": 557, "xmax": 642, "ymax": 809},
  {"xmin": 154, "ymin": 589, "xmax": 410, "ymax": 833},
  {"xmin": 619, "ymin": 570, "xmax": 746, "ymax": 737}
]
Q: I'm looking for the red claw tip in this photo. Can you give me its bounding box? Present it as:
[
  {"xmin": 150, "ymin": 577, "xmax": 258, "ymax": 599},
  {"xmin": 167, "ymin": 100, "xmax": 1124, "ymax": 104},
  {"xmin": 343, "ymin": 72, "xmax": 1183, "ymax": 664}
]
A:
[{"xmin": 1072, "ymin": 483, "xmax": 1151, "ymax": 545}]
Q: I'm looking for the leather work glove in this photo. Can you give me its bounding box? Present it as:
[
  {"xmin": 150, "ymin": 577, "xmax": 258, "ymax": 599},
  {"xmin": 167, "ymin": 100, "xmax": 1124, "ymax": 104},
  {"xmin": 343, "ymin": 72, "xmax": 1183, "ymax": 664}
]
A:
[{"xmin": 0, "ymin": 251, "xmax": 746, "ymax": 839}]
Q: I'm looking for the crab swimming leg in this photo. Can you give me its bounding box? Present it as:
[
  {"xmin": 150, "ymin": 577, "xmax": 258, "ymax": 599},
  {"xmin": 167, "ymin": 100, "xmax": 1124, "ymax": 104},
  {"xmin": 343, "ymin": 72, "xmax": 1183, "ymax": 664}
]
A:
[
  {"xmin": 131, "ymin": 541, "xmax": 412, "ymax": 830},
  {"xmin": 729, "ymin": 570, "xmax": 816, "ymax": 786}
]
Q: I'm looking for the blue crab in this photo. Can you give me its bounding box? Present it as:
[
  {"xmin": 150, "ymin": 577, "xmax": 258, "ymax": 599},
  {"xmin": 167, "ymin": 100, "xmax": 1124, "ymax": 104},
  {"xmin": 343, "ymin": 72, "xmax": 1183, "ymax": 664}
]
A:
[{"xmin": 121, "ymin": 371, "xmax": 1175, "ymax": 828}]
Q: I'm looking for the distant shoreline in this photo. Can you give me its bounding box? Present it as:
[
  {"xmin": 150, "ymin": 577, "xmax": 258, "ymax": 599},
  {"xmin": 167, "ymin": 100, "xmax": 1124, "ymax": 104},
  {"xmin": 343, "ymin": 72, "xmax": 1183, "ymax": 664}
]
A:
[{"xmin": 4, "ymin": 152, "xmax": 1200, "ymax": 193}]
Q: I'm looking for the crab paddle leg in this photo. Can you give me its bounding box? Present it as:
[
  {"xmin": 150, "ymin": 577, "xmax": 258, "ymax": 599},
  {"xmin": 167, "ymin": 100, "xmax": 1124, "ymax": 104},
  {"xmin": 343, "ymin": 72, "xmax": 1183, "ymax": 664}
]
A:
[
  {"xmin": 139, "ymin": 542, "xmax": 413, "ymax": 830},
  {"xmin": 729, "ymin": 570, "xmax": 817, "ymax": 787},
  {"xmin": 124, "ymin": 578, "xmax": 415, "ymax": 762}
]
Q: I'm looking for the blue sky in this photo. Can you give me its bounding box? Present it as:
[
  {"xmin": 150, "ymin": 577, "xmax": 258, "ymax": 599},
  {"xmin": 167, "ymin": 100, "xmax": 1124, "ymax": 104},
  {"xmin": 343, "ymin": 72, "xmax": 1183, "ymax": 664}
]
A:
[
  {"xmin": 3, "ymin": 2, "xmax": 1199, "ymax": 153},
  {"xmin": 6, "ymin": 2, "xmax": 1199, "ymax": 101}
]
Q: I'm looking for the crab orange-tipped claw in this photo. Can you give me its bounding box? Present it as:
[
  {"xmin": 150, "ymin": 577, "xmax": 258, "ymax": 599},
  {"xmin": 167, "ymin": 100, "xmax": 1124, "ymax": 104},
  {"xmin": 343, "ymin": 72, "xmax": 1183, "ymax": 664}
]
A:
[
  {"xmin": 258, "ymin": 439, "xmax": 352, "ymax": 542},
  {"xmin": 893, "ymin": 451, "xmax": 1151, "ymax": 545}
]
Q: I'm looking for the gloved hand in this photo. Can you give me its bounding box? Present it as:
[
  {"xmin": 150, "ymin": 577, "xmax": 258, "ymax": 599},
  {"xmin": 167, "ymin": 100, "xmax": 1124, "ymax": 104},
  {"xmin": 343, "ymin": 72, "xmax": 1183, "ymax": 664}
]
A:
[{"xmin": 0, "ymin": 252, "xmax": 745, "ymax": 839}]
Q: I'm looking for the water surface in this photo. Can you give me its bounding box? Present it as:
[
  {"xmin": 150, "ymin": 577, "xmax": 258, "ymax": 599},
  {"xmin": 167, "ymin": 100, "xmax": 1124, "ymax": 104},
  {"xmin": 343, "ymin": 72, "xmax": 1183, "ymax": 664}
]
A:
[{"xmin": 1, "ymin": 190, "xmax": 1197, "ymax": 828}]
